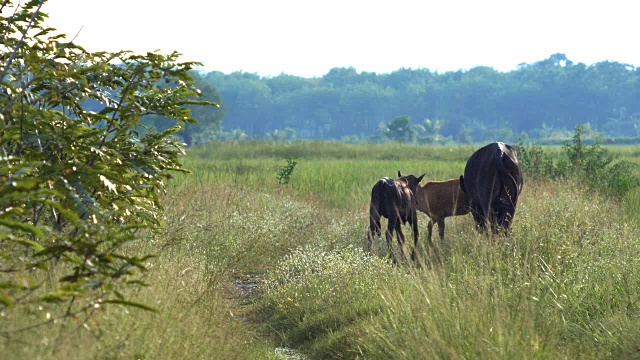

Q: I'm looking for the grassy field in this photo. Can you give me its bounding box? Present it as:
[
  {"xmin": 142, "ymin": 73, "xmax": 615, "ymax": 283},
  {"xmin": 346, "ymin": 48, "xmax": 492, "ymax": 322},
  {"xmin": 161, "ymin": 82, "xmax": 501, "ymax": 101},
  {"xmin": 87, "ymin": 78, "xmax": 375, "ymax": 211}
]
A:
[{"xmin": 4, "ymin": 142, "xmax": 640, "ymax": 359}]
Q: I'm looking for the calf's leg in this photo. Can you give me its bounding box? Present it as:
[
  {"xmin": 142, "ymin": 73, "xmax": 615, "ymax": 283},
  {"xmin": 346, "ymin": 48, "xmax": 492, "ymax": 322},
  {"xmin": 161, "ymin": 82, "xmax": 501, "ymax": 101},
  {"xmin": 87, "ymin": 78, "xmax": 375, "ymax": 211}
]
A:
[
  {"xmin": 385, "ymin": 217, "xmax": 397, "ymax": 263},
  {"xmin": 427, "ymin": 219, "xmax": 434, "ymax": 243},
  {"xmin": 368, "ymin": 213, "xmax": 381, "ymax": 253},
  {"xmin": 395, "ymin": 220, "xmax": 407, "ymax": 261},
  {"xmin": 410, "ymin": 209, "xmax": 419, "ymax": 262}
]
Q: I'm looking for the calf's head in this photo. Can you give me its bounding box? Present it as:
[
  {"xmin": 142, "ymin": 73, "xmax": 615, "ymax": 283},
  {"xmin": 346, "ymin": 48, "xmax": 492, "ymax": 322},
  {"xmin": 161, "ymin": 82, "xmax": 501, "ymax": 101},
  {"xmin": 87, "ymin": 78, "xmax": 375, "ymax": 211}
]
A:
[{"xmin": 397, "ymin": 171, "xmax": 425, "ymax": 195}]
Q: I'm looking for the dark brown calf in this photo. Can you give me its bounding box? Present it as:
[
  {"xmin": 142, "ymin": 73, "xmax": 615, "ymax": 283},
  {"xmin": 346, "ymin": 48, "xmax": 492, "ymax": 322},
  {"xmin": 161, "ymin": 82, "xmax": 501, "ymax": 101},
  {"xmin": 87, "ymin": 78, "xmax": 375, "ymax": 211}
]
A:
[{"xmin": 368, "ymin": 171, "xmax": 424, "ymax": 263}]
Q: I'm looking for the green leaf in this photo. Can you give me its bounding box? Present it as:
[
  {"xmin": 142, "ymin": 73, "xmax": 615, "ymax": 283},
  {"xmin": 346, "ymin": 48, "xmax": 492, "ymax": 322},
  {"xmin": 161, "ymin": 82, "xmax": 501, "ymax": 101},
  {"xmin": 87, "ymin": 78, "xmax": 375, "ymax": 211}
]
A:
[
  {"xmin": 126, "ymin": 280, "xmax": 151, "ymax": 287},
  {"xmin": 6, "ymin": 238, "xmax": 45, "ymax": 251},
  {"xmin": 34, "ymin": 244, "xmax": 74, "ymax": 258},
  {"xmin": 0, "ymin": 219, "xmax": 44, "ymax": 239},
  {"xmin": 103, "ymin": 299, "xmax": 159, "ymax": 313},
  {"xmin": 40, "ymin": 290, "xmax": 85, "ymax": 303},
  {"xmin": 0, "ymin": 281, "xmax": 26, "ymax": 290}
]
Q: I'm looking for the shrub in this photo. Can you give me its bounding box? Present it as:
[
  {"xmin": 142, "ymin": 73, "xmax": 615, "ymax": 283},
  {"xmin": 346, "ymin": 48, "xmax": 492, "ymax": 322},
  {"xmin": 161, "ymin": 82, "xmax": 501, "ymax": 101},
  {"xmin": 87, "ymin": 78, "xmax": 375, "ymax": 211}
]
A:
[
  {"xmin": 517, "ymin": 125, "xmax": 639, "ymax": 198},
  {"xmin": 565, "ymin": 125, "xmax": 639, "ymax": 196},
  {"xmin": 0, "ymin": 0, "xmax": 214, "ymax": 342},
  {"xmin": 515, "ymin": 141, "xmax": 555, "ymax": 179}
]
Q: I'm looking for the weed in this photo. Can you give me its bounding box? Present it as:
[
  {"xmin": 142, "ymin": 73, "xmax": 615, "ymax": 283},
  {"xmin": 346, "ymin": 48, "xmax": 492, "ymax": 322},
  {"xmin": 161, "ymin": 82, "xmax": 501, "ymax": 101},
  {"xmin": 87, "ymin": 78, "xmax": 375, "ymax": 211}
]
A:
[{"xmin": 277, "ymin": 157, "xmax": 298, "ymax": 185}]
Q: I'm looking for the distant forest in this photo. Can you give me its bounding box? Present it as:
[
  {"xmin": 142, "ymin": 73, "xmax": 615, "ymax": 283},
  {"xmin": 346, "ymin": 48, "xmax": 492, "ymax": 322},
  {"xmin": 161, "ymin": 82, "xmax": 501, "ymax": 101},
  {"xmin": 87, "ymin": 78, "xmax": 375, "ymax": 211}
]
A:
[{"xmin": 175, "ymin": 53, "xmax": 640, "ymax": 144}]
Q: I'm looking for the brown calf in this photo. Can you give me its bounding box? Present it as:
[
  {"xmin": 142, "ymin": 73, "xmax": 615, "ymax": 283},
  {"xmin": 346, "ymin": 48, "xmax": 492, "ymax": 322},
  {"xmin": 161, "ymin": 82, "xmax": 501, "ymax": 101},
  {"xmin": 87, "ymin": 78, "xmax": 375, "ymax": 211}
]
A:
[{"xmin": 415, "ymin": 178, "xmax": 469, "ymax": 242}]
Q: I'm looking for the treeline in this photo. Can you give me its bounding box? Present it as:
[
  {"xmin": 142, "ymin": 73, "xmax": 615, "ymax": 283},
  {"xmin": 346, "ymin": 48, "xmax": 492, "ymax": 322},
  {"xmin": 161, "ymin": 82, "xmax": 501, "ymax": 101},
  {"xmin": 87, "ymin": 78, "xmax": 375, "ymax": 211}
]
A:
[{"xmin": 196, "ymin": 53, "xmax": 640, "ymax": 143}]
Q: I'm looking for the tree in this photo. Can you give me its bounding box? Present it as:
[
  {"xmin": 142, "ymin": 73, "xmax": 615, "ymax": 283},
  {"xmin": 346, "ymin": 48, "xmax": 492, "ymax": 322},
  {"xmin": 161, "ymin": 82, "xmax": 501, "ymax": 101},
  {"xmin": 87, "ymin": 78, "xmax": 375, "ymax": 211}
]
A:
[
  {"xmin": 415, "ymin": 118, "xmax": 443, "ymax": 143},
  {"xmin": 196, "ymin": 54, "xmax": 640, "ymax": 142},
  {"xmin": 182, "ymin": 72, "xmax": 226, "ymax": 144},
  {"xmin": 144, "ymin": 71, "xmax": 225, "ymax": 145},
  {"xmin": 0, "ymin": 0, "xmax": 215, "ymax": 338},
  {"xmin": 215, "ymin": 71, "xmax": 273, "ymax": 136},
  {"xmin": 385, "ymin": 115, "xmax": 417, "ymax": 143},
  {"xmin": 267, "ymin": 73, "xmax": 309, "ymax": 96}
]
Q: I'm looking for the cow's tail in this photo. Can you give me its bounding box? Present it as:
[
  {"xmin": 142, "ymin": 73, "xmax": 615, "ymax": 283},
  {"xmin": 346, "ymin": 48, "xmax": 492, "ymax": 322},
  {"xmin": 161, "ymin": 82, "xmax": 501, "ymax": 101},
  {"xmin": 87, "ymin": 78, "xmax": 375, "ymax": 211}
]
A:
[{"xmin": 495, "ymin": 145, "xmax": 520, "ymax": 206}]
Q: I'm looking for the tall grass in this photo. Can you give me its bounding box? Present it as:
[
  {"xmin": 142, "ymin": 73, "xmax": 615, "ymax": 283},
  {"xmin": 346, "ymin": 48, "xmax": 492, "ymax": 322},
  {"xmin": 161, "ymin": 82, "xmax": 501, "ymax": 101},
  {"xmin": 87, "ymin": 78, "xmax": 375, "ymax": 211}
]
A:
[
  {"xmin": 259, "ymin": 180, "xmax": 640, "ymax": 359},
  {"xmin": 5, "ymin": 141, "xmax": 640, "ymax": 359},
  {"xmin": 179, "ymin": 156, "xmax": 466, "ymax": 209},
  {"xmin": 3, "ymin": 176, "xmax": 347, "ymax": 359}
]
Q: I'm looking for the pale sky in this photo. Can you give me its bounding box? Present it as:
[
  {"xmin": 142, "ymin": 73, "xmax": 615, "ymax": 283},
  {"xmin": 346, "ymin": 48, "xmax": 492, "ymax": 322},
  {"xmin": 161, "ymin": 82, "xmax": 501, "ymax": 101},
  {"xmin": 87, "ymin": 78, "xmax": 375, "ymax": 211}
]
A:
[{"xmin": 43, "ymin": 0, "xmax": 639, "ymax": 78}]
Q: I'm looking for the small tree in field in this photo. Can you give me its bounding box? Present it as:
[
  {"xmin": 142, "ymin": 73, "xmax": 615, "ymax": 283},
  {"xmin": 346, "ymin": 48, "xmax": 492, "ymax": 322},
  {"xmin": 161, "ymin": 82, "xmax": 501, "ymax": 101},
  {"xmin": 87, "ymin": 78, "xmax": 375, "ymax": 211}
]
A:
[
  {"xmin": 414, "ymin": 118, "xmax": 443, "ymax": 143},
  {"xmin": 0, "ymin": 0, "xmax": 216, "ymax": 340},
  {"xmin": 385, "ymin": 115, "xmax": 417, "ymax": 143}
]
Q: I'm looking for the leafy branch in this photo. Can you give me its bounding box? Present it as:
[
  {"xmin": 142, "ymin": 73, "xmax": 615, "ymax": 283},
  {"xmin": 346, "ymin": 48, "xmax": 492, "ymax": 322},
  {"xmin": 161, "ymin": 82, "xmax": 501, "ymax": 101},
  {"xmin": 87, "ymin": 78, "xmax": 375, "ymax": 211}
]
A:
[{"xmin": 0, "ymin": 0, "xmax": 217, "ymax": 338}]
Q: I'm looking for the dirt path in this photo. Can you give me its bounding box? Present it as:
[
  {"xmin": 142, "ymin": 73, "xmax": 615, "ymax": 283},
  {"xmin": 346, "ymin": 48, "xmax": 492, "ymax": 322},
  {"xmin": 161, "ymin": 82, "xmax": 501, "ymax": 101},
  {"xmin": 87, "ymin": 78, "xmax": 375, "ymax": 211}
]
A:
[{"xmin": 229, "ymin": 273, "xmax": 309, "ymax": 359}]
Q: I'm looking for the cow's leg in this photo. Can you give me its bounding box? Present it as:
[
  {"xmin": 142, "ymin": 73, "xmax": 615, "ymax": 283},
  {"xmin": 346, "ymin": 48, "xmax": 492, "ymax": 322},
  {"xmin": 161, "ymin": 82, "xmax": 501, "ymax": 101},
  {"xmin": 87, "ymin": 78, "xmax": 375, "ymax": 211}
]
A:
[
  {"xmin": 427, "ymin": 219, "xmax": 434, "ymax": 243},
  {"xmin": 503, "ymin": 211, "xmax": 514, "ymax": 235},
  {"xmin": 490, "ymin": 219, "xmax": 499, "ymax": 234},
  {"xmin": 489, "ymin": 205, "xmax": 501, "ymax": 234},
  {"xmin": 471, "ymin": 210, "xmax": 483, "ymax": 231},
  {"xmin": 471, "ymin": 203, "xmax": 487, "ymax": 233},
  {"xmin": 497, "ymin": 200, "xmax": 515, "ymax": 235},
  {"xmin": 438, "ymin": 219, "xmax": 446, "ymax": 240}
]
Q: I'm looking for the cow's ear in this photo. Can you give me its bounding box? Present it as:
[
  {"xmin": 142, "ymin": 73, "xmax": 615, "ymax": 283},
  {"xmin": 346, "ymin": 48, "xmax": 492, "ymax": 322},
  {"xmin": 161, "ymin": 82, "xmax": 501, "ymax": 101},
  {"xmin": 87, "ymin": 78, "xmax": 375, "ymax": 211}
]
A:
[
  {"xmin": 418, "ymin": 174, "xmax": 425, "ymax": 183},
  {"xmin": 398, "ymin": 171, "xmax": 402, "ymax": 178}
]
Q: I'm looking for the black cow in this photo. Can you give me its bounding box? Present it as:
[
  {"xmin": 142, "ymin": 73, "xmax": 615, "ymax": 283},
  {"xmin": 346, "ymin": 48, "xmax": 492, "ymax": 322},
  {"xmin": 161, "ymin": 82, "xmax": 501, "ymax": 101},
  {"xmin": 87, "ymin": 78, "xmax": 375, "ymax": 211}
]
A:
[
  {"xmin": 460, "ymin": 142, "xmax": 523, "ymax": 234},
  {"xmin": 368, "ymin": 171, "xmax": 425, "ymax": 263}
]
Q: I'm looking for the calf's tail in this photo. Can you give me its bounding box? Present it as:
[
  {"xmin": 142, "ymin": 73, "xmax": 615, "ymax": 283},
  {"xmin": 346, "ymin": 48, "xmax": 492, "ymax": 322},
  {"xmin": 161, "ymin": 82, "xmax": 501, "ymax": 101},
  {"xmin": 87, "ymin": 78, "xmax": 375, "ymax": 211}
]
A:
[
  {"xmin": 367, "ymin": 182, "xmax": 383, "ymax": 252},
  {"xmin": 369, "ymin": 183, "xmax": 382, "ymax": 237}
]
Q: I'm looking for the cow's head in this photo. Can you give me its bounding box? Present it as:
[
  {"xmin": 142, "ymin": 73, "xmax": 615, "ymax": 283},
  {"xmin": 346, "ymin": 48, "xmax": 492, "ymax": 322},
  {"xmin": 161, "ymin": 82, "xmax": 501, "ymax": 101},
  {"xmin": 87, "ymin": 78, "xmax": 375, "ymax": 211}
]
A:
[{"xmin": 491, "ymin": 197, "xmax": 516, "ymax": 234}]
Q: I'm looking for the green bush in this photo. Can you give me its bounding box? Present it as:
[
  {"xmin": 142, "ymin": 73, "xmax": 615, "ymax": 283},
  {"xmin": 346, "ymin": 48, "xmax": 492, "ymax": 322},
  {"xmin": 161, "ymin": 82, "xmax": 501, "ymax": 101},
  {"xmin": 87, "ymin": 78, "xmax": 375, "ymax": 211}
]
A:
[
  {"xmin": 564, "ymin": 125, "xmax": 639, "ymax": 196},
  {"xmin": 515, "ymin": 141, "xmax": 556, "ymax": 179},
  {"xmin": 0, "ymin": 0, "xmax": 214, "ymax": 343},
  {"xmin": 518, "ymin": 125, "xmax": 639, "ymax": 198}
]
